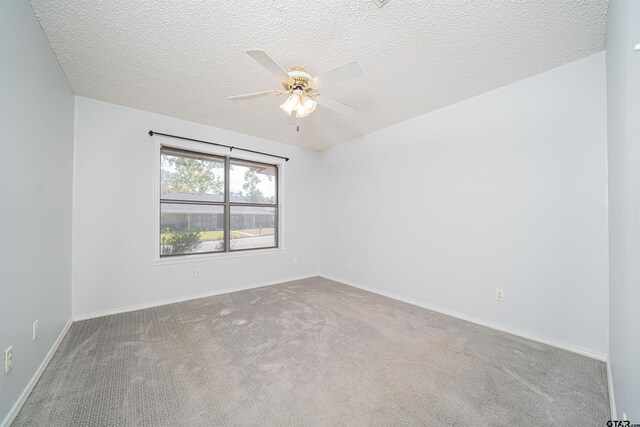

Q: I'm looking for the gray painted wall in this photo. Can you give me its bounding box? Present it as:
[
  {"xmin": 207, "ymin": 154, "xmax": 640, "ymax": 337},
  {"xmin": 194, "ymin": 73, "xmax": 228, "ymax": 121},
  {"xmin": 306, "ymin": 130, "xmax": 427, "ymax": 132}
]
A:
[
  {"xmin": 606, "ymin": 0, "xmax": 640, "ymax": 421},
  {"xmin": 0, "ymin": 1, "xmax": 74, "ymax": 423},
  {"xmin": 319, "ymin": 53, "xmax": 609, "ymax": 358},
  {"xmin": 71, "ymin": 97, "xmax": 319, "ymax": 317}
]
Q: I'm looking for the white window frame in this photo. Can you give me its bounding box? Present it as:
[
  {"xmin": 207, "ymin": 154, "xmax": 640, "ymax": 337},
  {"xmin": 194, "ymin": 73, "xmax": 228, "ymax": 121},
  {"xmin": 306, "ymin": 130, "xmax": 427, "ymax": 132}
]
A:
[{"xmin": 151, "ymin": 134, "xmax": 286, "ymax": 266}]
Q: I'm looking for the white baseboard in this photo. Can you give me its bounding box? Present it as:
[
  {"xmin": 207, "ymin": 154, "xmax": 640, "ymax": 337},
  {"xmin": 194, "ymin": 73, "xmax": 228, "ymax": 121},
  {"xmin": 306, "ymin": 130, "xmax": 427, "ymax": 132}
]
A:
[
  {"xmin": 73, "ymin": 274, "xmax": 319, "ymax": 321},
  {"xmin": 320, "ymin": 274, "xmax": 608, "ymax": 362},
  {"xmin": 1, "ymin": 319, "xmax": 73, "ymax": 427},
  {"xmin": 607, "ymin": 359, "xmax": 617, "ymax": 420}
]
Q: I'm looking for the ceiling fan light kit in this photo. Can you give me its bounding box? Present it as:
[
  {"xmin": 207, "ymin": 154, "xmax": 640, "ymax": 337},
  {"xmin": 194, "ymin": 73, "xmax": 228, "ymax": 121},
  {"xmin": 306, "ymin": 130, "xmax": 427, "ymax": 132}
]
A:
[
  {"xmin": 228, "ymin": 50, "xmax": 365, "ymax": 130},
  {"xmin": 280, "ymin": 93, "xmax": 317, "ymax": 118},
  {"xmin": 277, "ymin": 67, "xmax": 318, "ymax": 119}
]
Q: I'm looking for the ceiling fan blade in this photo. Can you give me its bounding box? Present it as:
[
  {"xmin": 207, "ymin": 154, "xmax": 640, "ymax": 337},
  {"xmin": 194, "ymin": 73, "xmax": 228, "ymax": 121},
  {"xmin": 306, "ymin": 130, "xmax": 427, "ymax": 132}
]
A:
[
  {"xmin": 316, "ymin": 95, "xmax": 357, "ymax": 115},
  {"xmin": 246, "ymin": 50, "xmax": 290, "ymax": 81},
  {"xmin": 227, "ymin": 90, "xmax": 283, "ymax": 102},
  {"xmin": 314, "ymin": 62, "xmax": 365, "ymax": 88}
]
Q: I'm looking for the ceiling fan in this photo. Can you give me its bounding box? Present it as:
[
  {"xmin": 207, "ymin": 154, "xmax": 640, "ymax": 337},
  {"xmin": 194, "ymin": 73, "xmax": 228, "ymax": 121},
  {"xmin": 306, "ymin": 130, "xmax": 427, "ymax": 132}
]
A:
[{"xmin": 227, "ymin": 50, "xmax": 365, "ymax": 129}]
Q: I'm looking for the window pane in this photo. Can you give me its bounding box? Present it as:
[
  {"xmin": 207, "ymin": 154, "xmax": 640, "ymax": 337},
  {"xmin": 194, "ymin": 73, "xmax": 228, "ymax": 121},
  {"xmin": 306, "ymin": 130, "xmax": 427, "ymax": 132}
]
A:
[
  {"xmin": 161, "ymin": 203, "xmax": 224, "ymax": 255},
  {"xmin": 230, "ymin": 206, "xmax": 276, "ymax": 250},
  {"xmin": 161, "ymin": 149, "xmax": 225, "ymax": 202},
  {"xmin": 229, "ymin": 159, "xmax": 276, "ymax": 204}
]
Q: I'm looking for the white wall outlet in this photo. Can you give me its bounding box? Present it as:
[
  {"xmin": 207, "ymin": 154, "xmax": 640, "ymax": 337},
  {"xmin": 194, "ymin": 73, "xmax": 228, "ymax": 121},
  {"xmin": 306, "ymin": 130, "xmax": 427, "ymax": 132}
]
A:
[
  {"xmin": 4, "ymin": 346, "xmax": 13, "ymax": 374},
  {"xmin": 496, "ymin": 289, "xmax": 505, "ymax": 302},
  {"xmin": 33, "ymin": 320, "xmax": 39, "ymax": 341},
  {"xmin": 292, "ymin": 256, "xmax": 298, "ymax": 264},
  {"xmin": 347, "ymin": 259, "xmax": 353, "ymax": 268},
  {"xmin": 194, "ymin": 268, "xmax": 201, "ymax": 278}
]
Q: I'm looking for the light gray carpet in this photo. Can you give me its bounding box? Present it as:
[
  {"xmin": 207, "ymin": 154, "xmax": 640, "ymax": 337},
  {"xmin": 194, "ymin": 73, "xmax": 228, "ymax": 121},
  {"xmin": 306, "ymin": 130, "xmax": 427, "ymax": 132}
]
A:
[{"xmin": 13, "ymin": 277, "xmax": 609, "ymax": 426}]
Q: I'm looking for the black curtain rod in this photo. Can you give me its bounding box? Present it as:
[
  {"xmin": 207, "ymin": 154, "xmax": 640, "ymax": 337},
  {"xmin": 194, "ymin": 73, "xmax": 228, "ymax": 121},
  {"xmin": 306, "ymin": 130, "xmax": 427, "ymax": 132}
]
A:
[{"xmin": 148, "ymin": 130, "xmax": 289, "ymax": 162}]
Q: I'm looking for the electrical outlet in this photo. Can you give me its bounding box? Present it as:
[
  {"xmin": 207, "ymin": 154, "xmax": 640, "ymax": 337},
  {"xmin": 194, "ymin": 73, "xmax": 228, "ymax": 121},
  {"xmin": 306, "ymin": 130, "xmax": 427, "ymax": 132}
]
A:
[
  {"xmin": 4, "ymin": 346, "xmax": 13, "ymax": 374},
  {"xmin": 33, "ymin": 320, "xmax": 39, "ymax": 341},
  {"xmin": 347, "ymin": 259, "xmax": 353, "ymax": 268},
  {"xmin": 194, "ymin": 268, "xmax": 201, "ymax": 278},
  {"xmin": 292, "ymin": 257, "xmax": 298, "ymax": 264},
  {"xmin": 496, "ymin": 289, "xmax": 505, "ymax": 302}
]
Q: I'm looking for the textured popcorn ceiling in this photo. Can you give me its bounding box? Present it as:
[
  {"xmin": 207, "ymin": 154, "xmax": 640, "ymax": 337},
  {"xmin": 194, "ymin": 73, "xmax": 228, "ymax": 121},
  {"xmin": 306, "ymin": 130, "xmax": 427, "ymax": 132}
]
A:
[{"xmin": 30, "ymin": 0, "xmax": 607, "ymax": 151}]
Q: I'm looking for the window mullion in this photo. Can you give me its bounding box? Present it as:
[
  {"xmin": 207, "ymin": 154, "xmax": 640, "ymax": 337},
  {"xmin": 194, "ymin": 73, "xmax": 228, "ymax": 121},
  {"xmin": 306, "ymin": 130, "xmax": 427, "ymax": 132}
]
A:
[
  {"xmin": 224, "ymin": 156, "xmax": 230, "ymax": 252},
  {"xmin": 160, "ymin": 199, "xmax": 225, "ymax": 206},
  {"xmin": 228, "ymin": 203, "xmax": 277, "ymax": 208}
]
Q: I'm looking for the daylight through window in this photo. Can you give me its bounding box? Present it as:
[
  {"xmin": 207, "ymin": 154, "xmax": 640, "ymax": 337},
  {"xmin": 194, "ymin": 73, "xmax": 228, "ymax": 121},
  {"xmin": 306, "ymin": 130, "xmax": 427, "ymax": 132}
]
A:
[{"xmin": 160, "ymin": 147, "xmax": 278, "ymax": 256}]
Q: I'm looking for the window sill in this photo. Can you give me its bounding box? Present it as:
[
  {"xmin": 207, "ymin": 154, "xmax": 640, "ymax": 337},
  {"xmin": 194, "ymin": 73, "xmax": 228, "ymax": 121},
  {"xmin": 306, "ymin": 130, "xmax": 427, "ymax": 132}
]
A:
[{"xmin": 151, "ymin": 247, "xmax": 287, "ymax": 266}]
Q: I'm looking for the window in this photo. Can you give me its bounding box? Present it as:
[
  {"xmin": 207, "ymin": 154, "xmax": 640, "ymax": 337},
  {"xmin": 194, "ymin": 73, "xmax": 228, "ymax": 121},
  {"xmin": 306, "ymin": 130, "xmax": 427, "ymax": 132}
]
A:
[{"xmin": 160, "ymin": 147, "xmax": 278, "ymax": 257}]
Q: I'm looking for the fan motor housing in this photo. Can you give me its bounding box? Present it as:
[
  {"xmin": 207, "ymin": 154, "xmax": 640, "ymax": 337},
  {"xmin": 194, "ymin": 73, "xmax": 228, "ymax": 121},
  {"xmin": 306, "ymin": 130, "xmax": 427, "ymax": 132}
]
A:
[{"xmin": 283, "ymin": 68, "xmax": 314, "ymax": 93}]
